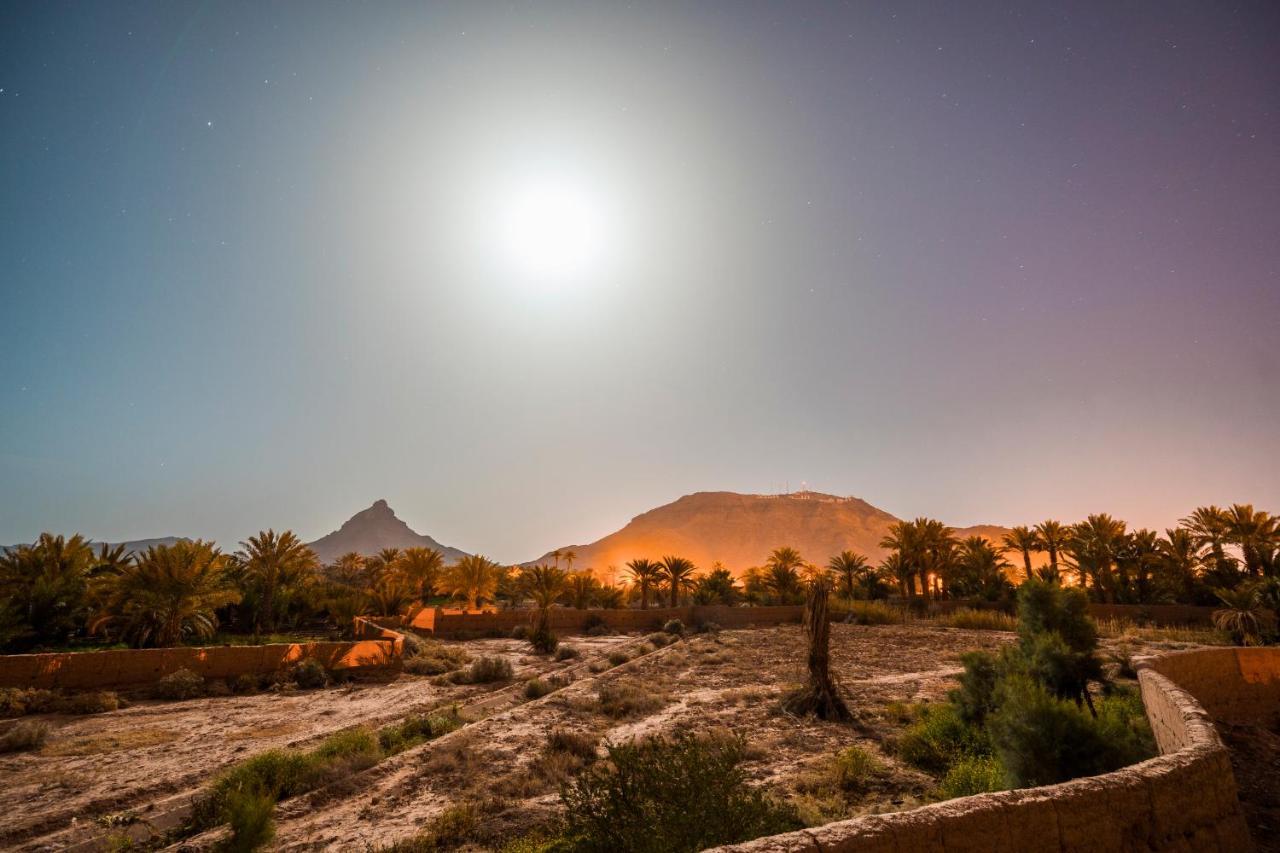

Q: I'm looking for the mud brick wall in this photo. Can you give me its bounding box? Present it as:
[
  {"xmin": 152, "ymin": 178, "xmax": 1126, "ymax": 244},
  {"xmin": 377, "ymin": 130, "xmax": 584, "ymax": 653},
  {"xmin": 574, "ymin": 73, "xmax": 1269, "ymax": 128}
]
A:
[
  {"xmin": 704, "ymin": 648, "xmax": 1264, "ymax": 853},
  {"xmin": 414, "ymin": 604, "xmax": 804, "ymax": 637},
  {"xmin": 0, "ymin": 617, "xmax": 405, "ymax": 690}
]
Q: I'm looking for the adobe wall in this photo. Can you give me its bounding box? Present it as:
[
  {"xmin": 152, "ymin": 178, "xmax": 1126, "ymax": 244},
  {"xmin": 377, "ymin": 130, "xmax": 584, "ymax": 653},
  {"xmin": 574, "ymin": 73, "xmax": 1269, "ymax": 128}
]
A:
[
  {"xmin": 0, "ymin": 617, "xmax": 405, "ymax": 690},
  {"xmin": 414, "ymin": 604, "xmax": 804, "ymax": 637},
  {"xmin": 927, "ymin": 600, "xmax": 1217, "ymax": 626},
  {"xmin": 705, "ymin": 648, "xmax": 1265, "ymax": 853}
]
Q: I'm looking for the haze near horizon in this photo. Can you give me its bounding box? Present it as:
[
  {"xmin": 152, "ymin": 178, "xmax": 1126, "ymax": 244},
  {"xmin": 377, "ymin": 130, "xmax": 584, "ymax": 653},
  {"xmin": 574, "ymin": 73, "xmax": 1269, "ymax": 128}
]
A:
[{"xmin": 2, "ymin": 2, "xmax": 1278, "ymax": 562}]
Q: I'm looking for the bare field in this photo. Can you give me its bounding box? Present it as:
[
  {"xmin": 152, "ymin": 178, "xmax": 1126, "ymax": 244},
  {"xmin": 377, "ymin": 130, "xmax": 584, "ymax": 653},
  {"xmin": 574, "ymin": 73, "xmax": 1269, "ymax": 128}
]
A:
[{"xmin": 0, "ymin": 624, "xmax": 1196, "ymax": 852}]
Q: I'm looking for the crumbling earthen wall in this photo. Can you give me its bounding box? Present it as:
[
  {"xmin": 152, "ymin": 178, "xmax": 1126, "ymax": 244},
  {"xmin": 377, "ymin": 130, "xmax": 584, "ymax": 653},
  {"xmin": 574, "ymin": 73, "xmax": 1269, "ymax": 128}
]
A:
[
  {"xmin": 704, "ymin": 648, "xmax": 1265, "ymax": 853},
  {"xmin": 0, "ymin": 617, "xmax": 405, "ymax": 690}
]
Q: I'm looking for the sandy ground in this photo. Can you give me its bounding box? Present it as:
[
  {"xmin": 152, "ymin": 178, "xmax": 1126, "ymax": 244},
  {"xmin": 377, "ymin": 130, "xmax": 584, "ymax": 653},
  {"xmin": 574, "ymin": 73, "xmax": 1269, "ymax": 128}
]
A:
[
  {"xmin": 245, "ymin": 624, "xmax": 1025, "ymax": 851},
  {"xmin": 0, "ymin": 624, "xmax": 1206, "ymax": 852},
  {"xmin": 0, "ymin": 635, "xmax": 632, "ymax": 852}
]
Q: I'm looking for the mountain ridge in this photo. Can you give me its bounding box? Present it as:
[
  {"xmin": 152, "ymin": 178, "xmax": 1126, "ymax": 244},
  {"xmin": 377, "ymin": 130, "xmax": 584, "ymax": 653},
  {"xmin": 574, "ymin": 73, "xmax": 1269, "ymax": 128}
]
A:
[
  {"xmin": 304, "ymin": 499, "xmax": 469, "ymax": 565},
  {"xmin": 525, "ymin": 490, "xmax": 1035, "ymax": 577}
]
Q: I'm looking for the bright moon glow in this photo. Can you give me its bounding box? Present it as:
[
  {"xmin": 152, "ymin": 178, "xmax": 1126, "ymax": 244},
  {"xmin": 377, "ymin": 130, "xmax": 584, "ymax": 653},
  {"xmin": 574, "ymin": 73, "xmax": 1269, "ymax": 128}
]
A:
[{"xmin": 493, "ymin": 173, "xmax": 616, "ymax": 285}]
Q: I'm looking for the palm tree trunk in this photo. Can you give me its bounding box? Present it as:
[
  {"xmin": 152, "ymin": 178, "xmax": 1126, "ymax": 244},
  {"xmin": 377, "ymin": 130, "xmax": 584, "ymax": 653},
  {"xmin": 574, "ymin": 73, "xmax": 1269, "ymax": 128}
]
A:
[
  {"xmin": 782, "ymin": 581, "xmax": 850, "ymax": 721},
  {"xmin": 1022, "ymin": 551, "xmax": 1033, "ymax": 581},
  {"xmin": 640, "ymin": 584, "xmax": 649, "ymax": 610}
]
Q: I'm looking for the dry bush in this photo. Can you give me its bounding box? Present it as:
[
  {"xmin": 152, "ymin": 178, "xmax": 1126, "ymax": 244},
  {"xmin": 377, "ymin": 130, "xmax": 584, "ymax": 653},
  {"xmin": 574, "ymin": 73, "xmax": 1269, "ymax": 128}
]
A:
[
  {"xmin": 291, "ymin": 658, "xmax": 329, "ymax": 689},
  {"xmin": 553, "ymin": 645, "xmax": 580, "ymax": 661},
  {"xmin": 59, "ymin": 690, "xmax": 119, "ymax": 714},
  {"xmin": 523, "ymin": 678, "xmax": 554, "ymax": 700},
  {"xmin": 0, "ymin": 720, "xmax": 50, "ymax": 753},
  {"xmin": 645, "ymin": 632, "xmax": 672, "ymax": 648},
  {"xmin": 152, "ymin": 668, "xmax": 205, "ymax": 701},
  {"xmin": 547, "ymin": 728, "xmax": 599, "ymax": 761},
  {"xmin": 606, "ymin": 650, "xmax": 631, "ymax": 666},
  {"xmin": 404, "ymin": 642, "xmax": 471, "ymax": 676},
  {"xmin": 449, "ymin": 655, "xmax": 513, "ymax": 684},
  {"xmin": 0, "ymin": 687, "xmax": 57, "ymax": 717},
  {"xmin": 597, "ymin": 680, "xmax": 665, "ymax": 719},
  {"xmin": 933, "ymin": 608, "xmax": 1017, "ymax": 632}
]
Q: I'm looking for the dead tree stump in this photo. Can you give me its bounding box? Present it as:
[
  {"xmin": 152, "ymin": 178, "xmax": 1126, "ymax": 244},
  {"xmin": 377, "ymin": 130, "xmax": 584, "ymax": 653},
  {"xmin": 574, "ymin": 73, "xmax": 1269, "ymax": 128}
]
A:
[{"xmin": 782, "ymin": 579, "xmax": 851, "ymax": 721}]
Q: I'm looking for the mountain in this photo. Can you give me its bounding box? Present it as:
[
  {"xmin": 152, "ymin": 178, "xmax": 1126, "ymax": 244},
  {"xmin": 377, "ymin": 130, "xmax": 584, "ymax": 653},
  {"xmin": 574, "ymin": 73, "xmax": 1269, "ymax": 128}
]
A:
[
  {"xmin": 305, "ymin": 499, "xmax": 469, "ymax": 565},
  {"xmin": 527, "ymin": 490, "xmax": 1040, "ymax": 577},
  {"xmin": 1, "ymin": 536, "xmax": 188, "ymax": 556}
]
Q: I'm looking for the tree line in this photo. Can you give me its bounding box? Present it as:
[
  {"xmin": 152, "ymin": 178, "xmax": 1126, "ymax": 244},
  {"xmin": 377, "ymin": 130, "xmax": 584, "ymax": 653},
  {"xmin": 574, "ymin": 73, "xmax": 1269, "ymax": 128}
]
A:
[{"xmin": 2, "ymin": 502, "xmax": 1275, "ymax": 651}]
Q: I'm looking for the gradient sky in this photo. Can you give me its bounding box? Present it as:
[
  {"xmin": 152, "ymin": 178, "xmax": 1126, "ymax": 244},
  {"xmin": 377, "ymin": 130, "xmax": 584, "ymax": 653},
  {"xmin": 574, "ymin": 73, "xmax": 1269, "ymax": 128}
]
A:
[{"xmin": 2, "ymin": 1, "xmax": 1278, "ymax": 563}]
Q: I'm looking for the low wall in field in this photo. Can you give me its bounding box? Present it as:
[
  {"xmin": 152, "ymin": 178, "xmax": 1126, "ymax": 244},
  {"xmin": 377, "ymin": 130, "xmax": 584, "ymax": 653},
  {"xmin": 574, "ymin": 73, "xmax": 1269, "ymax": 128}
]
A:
[
  {"xmin": 0, "ymin": 618, "xmax": 405, "ymax": 690},
  {"xmin": 705, "ymin": 648, "xmax": 1265, "ymax": 853},
  {"xmin": 410, "ymin": 604, "xmax": 804, "ymax": 637},
  {"xmin": 926, "ymin": 599, "xmax": 1218, "ymax": 627}
]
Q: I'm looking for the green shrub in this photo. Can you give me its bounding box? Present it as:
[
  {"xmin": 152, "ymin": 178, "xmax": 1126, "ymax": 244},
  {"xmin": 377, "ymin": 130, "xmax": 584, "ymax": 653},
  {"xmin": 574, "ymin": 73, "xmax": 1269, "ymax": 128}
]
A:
[
  {"xmin": 894, "ymin": 703, "xmax": 988, "ymax": 774},
  {"xmin": 454, "ymin": 656, "xmax": 514, "ymax": 684},
  {"xmin": 606, "ymin": 651, "xmax": 630, "ymax": 667},
  {"xmin": 950, "ymin": 651, "xmax": 1000, "ymax": 725},
  {"xmin": 153, "ymin": 668, "xmax": 206, "ymax": 701},
  {"xmin": 645, "ymin": 632, "xmax": 671, "ymax": 648},
  {"xmin": 218, "ymin": 789, "xmax": 276, "ymax": 852},
  {"xmin": 559, "ymin": 732, "xmax": 800, "ymax": 852},
  {"xmin": 987, "ymin": 676, "xmax": 1153, "ymax": 787},
  {"xmin": 937, "ymin": 755, "xmax": 1005, "ymax": 799},
  {"xmin": 530, "ymin": 624, "xmax": 559, "ymax": 654},
  {"xmin": 663, "ymin": 619, "xmax": 685, "ymax": 636},
  {"xmin": 554, "ymin": 645, "xmax": 581, "ymax": 661},
  {"xmin": 831, "ymin": 745, "xmax": 883, "ymax": 792},
  {"xmin": 0, "ymin": 720, "xmax": 49, "ymax": 753},
  {"xmin": 511, "ymin": 624, "xmax": 530, "ymax": 640},
  {"xmin": 694, "ymin": 621, "xmax": 721, "ymax": 635},
  {"xmin": 291, "ymin": 659, "xmax": 329, "ymax": 689},
  {"xmin": 524, "ymin": 678, "xmax": 555, "ymax": 700},
  {"xmin": 583, "ymin": 614, "xmax": 610, "ymax": 637},
  {"xmin": 377, "ymin": 708, "xmax": 463, "ymax": 755}
]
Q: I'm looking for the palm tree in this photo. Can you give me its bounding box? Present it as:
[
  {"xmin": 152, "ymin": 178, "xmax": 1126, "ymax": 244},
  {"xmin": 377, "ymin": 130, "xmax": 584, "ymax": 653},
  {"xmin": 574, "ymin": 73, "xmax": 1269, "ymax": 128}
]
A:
[
  {"xmin": 1157, "ymin": 528, "xmax": 1204, "ymax": 603},
  {"xmin": 623, "ymin": 558, "xmax": 661, "ymax": 609},
  {"xmin": 1002, "ymin": 526, "xmax": 1038, "ymax": 581},
  {"xmin": 399, "ymin": 547, "xmax": 444, "ymax": 601},
  {"xmin": 1065, "ymin": 515, "xmax": 1126, "ymax": 602},
  {"xmin": 93, "ymin": 540, "xmax": 239, "ymax": 647},
  {"xmin": 1213, "ymin": 586, "xmax": 1266, "ymax": 646},
  {"xmin": 520, "ymin": 564, "xmax": 567, "ymax": 652},
  {"xmin": 1033, "ymin": 520, "xmax": 1068, "ymax": 575},
  {"xmin": 562, "ymin": 549, "xmax": 578, "ymax": 575},
  {"xmin": 550, "ymin": 549, "xmax": 563, "ymax": 570},
  {"xmin": 1181, "ymin": 506, "xmax": 1235, "ymax": 577},
  {"xmin": 326, "ymin": 552, "xmax": 367, "ymax": 588},
  {"xmin": 880, "ymin": 552, "xmax": 914, "ymax": 599},
  {"xmin": 1223, "ymin": 504, "xmax": 1278, "ymax": 577},
  {"xmin": 828, "ymin": 550, "xmax": 870, "ymax": 600},
  {"xmin": 377, "ymin": 547, "xmax": 403, "ymax": 569},
  {"xmin": 237, "ymin": 530, "xmax": 319, "ymax": 633},
  {"xmin": 442, "ymin": 554, "xmax": 501, "ymax": 611},
  {"xmin": 659, "ymin": 556, "xmax": 697, "ymax": 607},
  {"xmin": 0, "ymin": 532, "xmax": 98, "ymax": 647},
  {"xmin": 953, "ymin": 537, "xmax": 1012, "ymax": 599},
  {"xmin": 566, "ymin": 572, "xmax": 599, "ymax": 609}
]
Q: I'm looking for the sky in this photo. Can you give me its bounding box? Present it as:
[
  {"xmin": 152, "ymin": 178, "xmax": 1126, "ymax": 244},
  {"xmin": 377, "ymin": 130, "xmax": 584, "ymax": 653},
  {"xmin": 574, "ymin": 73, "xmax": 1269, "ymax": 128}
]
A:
[{"xmin": 2, "ymin": 1, "xmax": 1278, "ymax": 563}]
